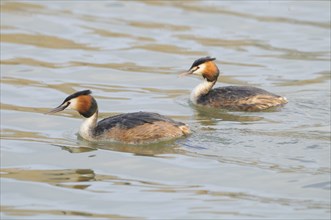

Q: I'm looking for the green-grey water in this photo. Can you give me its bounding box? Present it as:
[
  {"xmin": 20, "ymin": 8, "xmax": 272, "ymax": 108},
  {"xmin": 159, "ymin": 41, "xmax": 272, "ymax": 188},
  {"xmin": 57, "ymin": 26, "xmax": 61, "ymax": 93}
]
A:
[{"xmin": 1, "ymin": 1, "xmax": 330, "ymax": 219}]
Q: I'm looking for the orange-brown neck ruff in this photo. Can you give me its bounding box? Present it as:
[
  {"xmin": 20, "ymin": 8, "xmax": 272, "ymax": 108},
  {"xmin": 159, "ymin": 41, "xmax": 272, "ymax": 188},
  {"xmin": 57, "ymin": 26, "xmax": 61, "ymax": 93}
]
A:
[
  {"xmin": 202, "ymin": 61, "xmax": 219, "ymax": 82},
  {"xmin": 77, "ymin": 95, "xmax": 98, "ymax": 118}
]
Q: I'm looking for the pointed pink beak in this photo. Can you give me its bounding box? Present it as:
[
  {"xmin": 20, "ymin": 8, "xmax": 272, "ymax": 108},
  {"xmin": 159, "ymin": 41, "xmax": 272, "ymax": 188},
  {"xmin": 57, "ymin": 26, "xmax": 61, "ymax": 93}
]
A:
[{"xmin": 45, "ymin": 102, "xmax": 69, "ymax": 114}]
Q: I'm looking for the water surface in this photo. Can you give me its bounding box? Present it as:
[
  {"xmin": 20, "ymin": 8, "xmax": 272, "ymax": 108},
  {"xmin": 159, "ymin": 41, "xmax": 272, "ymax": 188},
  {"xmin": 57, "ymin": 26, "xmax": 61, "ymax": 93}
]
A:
[{"xmin": 1, "ymin": 1, "xmax": 330, "ymax": 219}]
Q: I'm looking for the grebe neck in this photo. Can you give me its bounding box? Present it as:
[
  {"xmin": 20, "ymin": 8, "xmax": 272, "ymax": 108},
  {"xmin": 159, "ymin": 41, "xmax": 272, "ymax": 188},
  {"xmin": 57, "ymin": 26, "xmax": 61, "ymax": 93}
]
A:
[
  {"xmin": 79, "ymin": 110, "xmax": 98, "ymax": 141},
  {"xmin": 190, "ymin": 79, "xmax": 216, "ymax": 104}
]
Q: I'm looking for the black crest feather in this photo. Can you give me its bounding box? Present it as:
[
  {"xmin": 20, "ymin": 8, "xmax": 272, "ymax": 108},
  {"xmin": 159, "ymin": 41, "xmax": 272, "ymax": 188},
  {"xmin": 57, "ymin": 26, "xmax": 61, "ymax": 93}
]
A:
[
  {"xmin": 190, "ymin": 56, "xmax": 216, "ymax": 69},
  {"xmin": 63, "ymin": 90, "xmax": 92, "ymax": 103}
]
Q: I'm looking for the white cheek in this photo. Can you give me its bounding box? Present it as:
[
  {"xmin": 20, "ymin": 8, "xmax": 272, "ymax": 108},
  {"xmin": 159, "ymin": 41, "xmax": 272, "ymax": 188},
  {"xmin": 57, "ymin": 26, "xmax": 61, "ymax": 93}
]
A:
[
  {"xmin": 68, "ymin": 98, "xmax": 78, "ymax": 110},
  {"xmin": 193, "ymin": 64, "xmax": 206, "ymax": 75}
]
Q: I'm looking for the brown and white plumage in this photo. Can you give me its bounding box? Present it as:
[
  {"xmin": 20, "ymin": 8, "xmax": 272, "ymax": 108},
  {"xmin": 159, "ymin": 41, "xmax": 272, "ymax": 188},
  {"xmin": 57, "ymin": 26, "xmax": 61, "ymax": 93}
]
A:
[
  {"xmin": 46, "ymin": 90, "xmax": 190, "ymax": 144},
  {"xmin": 181, "ymin": 57, "xmax": 288, "ymax": 111}
]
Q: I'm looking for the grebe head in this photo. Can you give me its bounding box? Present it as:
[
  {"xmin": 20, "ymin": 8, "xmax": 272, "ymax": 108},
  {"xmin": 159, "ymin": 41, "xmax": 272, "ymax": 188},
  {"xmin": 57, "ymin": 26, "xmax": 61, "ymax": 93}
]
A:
[
  {"xmin": 180, "ymin": 56, "xmax": 220, "ymax": 82},
  {"xmin": 46, "ymin": 90, "xmax": 98, "ymax": 118}
]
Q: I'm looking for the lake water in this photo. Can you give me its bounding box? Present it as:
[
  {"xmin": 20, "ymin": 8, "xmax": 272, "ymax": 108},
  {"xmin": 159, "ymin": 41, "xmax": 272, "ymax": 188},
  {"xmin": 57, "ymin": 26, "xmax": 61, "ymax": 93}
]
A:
[{"xmin": 1, "ymin": 1, "xmax": 330, "ymax": 219}]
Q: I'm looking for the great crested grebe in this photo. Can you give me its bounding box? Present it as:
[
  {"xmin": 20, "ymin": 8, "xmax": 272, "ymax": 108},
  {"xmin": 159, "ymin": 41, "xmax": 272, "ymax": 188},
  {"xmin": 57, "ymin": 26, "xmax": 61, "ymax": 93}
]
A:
[
  {"xmin": 46, "ymin": 90, "xmax": 190, "ymax": 144},
  {"xmin": 181, "ymin": 57, "xmax": 288, "ymax": 111}
]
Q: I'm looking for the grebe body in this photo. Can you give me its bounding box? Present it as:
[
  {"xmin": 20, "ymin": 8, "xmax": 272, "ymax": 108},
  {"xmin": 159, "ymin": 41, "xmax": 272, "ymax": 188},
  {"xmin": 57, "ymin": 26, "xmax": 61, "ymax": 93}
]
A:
[
  {"xmin": 47, "ymin": 90, "xmax": 190, "ymax": 144},
  {"xmin": 181, "ymin": 57, "xmax": 288, "ymax": 111}
]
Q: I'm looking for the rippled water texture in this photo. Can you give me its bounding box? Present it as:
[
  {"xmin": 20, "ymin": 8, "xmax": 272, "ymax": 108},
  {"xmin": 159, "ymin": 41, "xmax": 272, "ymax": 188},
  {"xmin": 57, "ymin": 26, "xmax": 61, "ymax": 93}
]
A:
[{"xmin": 1, "ymin": 1, "xmax": 330, "ymax": 219}]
